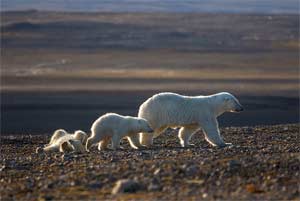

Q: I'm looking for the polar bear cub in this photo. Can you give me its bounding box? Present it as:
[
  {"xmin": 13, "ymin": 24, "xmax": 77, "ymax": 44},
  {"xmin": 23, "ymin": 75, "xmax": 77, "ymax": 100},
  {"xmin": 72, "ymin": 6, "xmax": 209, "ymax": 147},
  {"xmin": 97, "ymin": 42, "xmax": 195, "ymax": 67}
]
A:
[
  {"xmin": 138, "ymin": 92, "xmax": 243, "ymax": 148},
  {"xmin": 86, "ymin": 113, "xmax": 153, "ymax": 151},
  {"xmin": 41, "ymin": 129, "xmax": 88, "ymax": 153}
]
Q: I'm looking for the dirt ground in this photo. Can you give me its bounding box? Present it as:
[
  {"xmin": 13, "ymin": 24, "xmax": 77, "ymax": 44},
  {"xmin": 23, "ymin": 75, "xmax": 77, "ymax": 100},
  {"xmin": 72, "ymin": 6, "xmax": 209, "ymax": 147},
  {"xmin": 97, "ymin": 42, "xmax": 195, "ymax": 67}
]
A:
[{"xmin": 1, "ymin": 124, "xmax": 299, "ymax": 200}]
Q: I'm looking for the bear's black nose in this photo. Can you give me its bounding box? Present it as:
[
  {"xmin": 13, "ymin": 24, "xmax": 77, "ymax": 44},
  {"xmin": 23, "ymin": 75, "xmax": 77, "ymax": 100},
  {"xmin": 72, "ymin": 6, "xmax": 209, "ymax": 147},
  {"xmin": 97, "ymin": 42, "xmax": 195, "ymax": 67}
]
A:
[{"xmin": 237, "ymin": 106, "xmax": 244, "ymax": 112}]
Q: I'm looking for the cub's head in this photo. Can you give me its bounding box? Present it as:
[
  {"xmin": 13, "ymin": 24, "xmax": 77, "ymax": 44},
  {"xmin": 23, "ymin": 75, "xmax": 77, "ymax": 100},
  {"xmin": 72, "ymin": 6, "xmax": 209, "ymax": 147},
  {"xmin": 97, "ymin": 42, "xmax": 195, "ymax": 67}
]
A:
[
  {"xmin": 218, "ymin": 92, "xmax": 244, "ymax": 113},
  {"xmin": 60, "ymin": 140, "xmax": 86, "ymax": 153},
  {"xmin": 137, "ymin": 118, "xmax": 154, "ymax": 133},
  {"xmin": 74, "ymin": 130, "xmax": 88, "ymax": 144},
  {"xmin": 49, "ymin": 129, "xmax": 67, "ymax": 144}
]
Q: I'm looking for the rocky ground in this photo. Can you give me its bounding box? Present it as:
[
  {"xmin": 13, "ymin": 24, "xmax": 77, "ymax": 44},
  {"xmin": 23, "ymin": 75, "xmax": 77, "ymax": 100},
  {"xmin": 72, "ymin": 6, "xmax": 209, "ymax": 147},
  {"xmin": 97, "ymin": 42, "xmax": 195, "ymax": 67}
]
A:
[{"xmin": 1, "ymin": 124, "xmax": 299, "ymax": 200}]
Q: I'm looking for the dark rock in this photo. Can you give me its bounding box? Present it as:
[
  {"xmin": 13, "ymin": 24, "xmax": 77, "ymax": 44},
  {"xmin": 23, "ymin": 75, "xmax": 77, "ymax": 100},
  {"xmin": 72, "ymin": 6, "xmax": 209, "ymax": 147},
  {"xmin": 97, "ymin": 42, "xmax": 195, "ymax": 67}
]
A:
[
  {"xmin": 182, "ymin": 164, "xmax": 198, "ymax": 176},
  {"xmin": 153, "ymin": 168, "xmax": 161, "ymax": 176},
  {"xmin": 87, "ymin": 182, "xmax": 102, "ymax": 189},
  {"xmin": 227, "ymin": 160, "xmax": 241, "ymax": 171},
  {"xmin": 36, "ymin": 147, "xmax": 44, "ymax": 154},
  {"xmin": 148, "ymin": 182, "xmax": 161, "ymax": 191},
  {"xmin": 112, "ymin": 179, "xmax": 141, "ymax": 194},
  {"xmin": 0, "ymin": 165, "xmax": 6, "ymax": 171}
]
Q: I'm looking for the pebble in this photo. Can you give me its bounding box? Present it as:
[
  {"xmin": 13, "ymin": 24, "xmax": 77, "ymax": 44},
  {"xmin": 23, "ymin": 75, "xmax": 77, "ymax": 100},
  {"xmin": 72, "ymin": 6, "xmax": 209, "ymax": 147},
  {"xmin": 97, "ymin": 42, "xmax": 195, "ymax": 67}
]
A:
[
  {"xmin": 184, "ymin": 165, "xmax": 198, "ymax": 176},
  {"xmin": 154, "ymin": 168, "xmax": 161, "ymax": 175},
  {"xmin": 36, "ymin": 147, "xmax": 44, "ymax": 154},
  {"xmin": 139, "ymin": 151, "xmax": 152, "ymax": 160},
  {"xmin": 148, "ymin": 183, "xmax": 161, "ymax": 191},
  {"xmin": 227, "ymin": 160, "xmax": 241, "ymax": 171},
  {"xmin": 0, "ymin": 165, "xmax": 6, "ymax": 171},
  {"xmin": 87, "ymin": 182, "xmax": 102, "ymax": 189},
  {"xmin": 246, "ymin": 127, "xmax": 253, "ymax": 134},
  {"xmin": 61, "ymin": 154, "xmax": 72, "ymax": 162}
]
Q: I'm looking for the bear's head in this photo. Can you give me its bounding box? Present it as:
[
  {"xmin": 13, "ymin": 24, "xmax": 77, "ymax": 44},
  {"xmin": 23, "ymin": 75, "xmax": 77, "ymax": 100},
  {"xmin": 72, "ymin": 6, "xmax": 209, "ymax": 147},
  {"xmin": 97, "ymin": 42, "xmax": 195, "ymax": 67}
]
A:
[
  {"xmin": 49, "ymin": 129, "xmax": 67, "ymax": 144},
  {"xmin": 60, "ymin": 139, "xmax": 86, "ymax": 153},
  {"xmin": 137, "ymin": 118, "xmax": 154, "ymax": 133},
  {"xmin": 74, "ymin": 130, "xmax": 88, "ymax": 144},
  {"xmin": 218, "ymin": 92, "xmax": 244, "ymax": 113}
]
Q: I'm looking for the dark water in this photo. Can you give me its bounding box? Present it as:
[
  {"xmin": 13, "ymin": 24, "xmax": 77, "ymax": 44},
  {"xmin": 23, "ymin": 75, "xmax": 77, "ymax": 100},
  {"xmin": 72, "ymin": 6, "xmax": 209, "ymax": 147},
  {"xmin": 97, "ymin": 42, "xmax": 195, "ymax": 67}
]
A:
[
  {"xmin": 1, "ymin": 91, "xmax": 299, "ymax": 135},
  {"xmin": 2, "ymin": 0, "xmax": 299, "ymax": 14}
]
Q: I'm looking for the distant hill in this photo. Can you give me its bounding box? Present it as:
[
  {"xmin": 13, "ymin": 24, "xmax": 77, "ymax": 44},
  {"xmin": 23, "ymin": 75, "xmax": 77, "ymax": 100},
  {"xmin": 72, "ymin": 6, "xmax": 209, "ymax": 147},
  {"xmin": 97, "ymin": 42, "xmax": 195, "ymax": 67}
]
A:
[{"xmin": 2, "ymin": 0, "xmax": 299, "ymax": 14}]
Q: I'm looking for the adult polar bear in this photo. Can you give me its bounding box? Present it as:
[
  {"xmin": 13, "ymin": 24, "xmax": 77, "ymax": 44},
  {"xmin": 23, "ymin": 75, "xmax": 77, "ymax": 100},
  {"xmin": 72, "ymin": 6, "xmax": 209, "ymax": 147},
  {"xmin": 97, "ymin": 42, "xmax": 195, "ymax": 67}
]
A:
[{"xmin": 138, "ymin": 92, "xmax": 243, "ymax": 148}]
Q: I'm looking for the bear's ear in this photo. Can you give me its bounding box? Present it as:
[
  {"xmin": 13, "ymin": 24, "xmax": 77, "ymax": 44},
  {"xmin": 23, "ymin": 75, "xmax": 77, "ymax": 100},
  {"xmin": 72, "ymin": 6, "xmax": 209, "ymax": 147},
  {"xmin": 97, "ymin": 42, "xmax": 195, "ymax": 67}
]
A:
[{"xmin": 224, "ymin": 97, "xmax": 230, "ymax": 102}]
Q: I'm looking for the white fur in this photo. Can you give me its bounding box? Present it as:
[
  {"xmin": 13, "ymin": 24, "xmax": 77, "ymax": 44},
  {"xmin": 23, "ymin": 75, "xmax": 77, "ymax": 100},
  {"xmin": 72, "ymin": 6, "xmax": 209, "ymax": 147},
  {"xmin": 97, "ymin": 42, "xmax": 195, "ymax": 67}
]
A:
[
  {"xmin": 43, "ymin": 129, "xmax": 87, "ymax": 153},
  {"xmin": 86, "ymin": 113, "xmax": 153, "ymax": 151},
  {"xmin": 138, "ymin": 92, "xmax": 243, "ymax": 147}
]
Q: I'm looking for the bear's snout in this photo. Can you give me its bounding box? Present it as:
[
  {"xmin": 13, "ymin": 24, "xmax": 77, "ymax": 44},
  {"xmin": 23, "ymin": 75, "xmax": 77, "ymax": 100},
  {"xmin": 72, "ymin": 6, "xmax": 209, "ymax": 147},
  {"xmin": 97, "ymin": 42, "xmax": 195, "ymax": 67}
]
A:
[{"xmin": 235, "ymin": 104, "xmax": 244, "ymax": 112}]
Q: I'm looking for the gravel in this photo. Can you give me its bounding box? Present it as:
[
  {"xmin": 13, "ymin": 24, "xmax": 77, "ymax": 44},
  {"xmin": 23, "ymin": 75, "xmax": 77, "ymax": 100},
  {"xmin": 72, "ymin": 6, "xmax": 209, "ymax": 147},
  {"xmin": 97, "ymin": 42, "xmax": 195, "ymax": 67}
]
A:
[{"xmin": 0, "ymin": 124, "xmax": 299, "ymax": 200}]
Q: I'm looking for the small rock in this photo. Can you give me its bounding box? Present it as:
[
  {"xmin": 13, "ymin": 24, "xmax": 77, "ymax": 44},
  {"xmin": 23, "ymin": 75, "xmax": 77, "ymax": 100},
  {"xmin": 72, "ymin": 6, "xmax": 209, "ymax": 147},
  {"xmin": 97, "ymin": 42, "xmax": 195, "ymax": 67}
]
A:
[
  {"xmin": 38, "ymin": 195, "xmax": 53, "ymax": 201},
  {"xmin": 0, "ymin": 165, "xmax": 6, "ymax": 171},
  {"xmin": 227, "ymin": 160, "xmax": 241, "ymax": 171},
  {"xmin": 139, "ymin": 151, "xmax": 152, "ymax": 160},
  {"xmin": 110, "ymin": 157, "xmax": 117, "ymax": 162},
  {"xmin": 185, "ymin": 179, "xmax": 204, "ymax": 185},
  {"xmin": 183, "ymin": 165, "xmax": 198, "ymax": 176},
  {"xmin": 112, "ymin": 179, "xmax": 140, "ymax": 194},
  {"xmin": 246, "ymin": 184, "xmax": 264, "ymax": 193},
  {"xmin": 246, "ymin": 127, "xmax": 253, "ymax": 134},
  {"xmin": 36, "ymin": 147, "xmax": 44, "ymax": 154},
  {"xmin": 172, "ymin": 150, "xmax": 178, "ymax": 154},
  {"xmin": 154, "ymin": 168, "xmax": 161, "ymax": 175},
  {"xmin": 88, "ymin": 182, "xmax": 102, "ymax": 189},
  {"xmin": 61, "ymin": 154, "xmax": 72, "ymax": 162},
  {"xmin": 148, "ymin": 183, "xmax": 161, "ymax": 191},
  {"xmin": 283, "ymin": 127, "xmax": 288, "ymax": 131}
]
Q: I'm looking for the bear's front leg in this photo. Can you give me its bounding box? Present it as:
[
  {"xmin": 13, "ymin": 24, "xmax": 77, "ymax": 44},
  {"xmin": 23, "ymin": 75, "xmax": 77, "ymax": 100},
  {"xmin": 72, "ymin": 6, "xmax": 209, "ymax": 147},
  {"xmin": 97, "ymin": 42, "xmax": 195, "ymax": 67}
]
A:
[
  {"xmin": 98, "ymin": 137, "xmax": 110, "ymax": 151},
  {"xmin": 201, "ymin": 118, "xmax": 227, "ymax": 148},
  {"xmin": 127, "ymin": 134, "xmax": 143, "ymax": 149},
  {"xmin": 111, "ymin": 135, "xmax": 122, "ymax": 150},
  {"xmin": 140, "ymin": 126, "xmax": 166, "ymax": 147},
  {"xmin": 140, "ymin": 132, "xmax": 154, "ymax": 147}
]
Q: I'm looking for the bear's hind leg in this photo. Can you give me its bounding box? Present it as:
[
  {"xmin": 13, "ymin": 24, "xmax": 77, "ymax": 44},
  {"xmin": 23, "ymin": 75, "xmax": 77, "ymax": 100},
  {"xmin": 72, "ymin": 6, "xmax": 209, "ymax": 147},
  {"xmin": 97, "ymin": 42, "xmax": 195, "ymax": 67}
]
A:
[
  {"xmin": 43, "ymin": 144, "xmax": 59, "ymax": 153},
  {"xmin": 178, "ymin": 126, "xmax": 199, "ymax": 147}
]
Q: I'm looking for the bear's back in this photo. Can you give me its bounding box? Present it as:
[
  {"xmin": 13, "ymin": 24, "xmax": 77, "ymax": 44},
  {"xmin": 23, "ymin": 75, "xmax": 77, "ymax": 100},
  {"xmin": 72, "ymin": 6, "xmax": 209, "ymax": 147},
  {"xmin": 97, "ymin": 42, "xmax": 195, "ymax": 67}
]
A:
[{"xmin": 91, "ymin": 113, "xmax": 124, "ymax": 132}]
